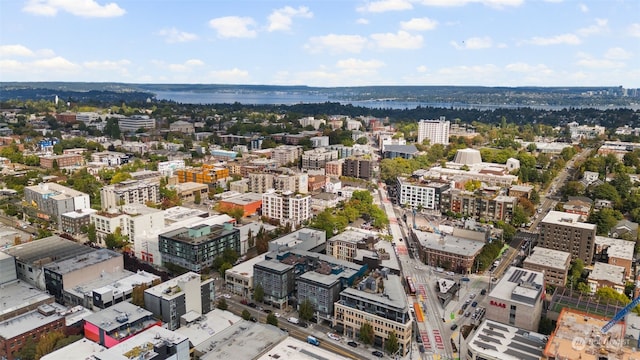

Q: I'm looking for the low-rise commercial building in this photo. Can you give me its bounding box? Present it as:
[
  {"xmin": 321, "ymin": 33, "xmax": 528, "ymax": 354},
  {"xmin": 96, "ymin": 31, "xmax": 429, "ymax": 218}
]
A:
[
  {"xmin": 466, "ymin": 319, "xmax": 546, "ymax": 360},
  {"xmin": 486, "ymin": 266, "xmax": 545, "ymax": 331},
  {"xmin": 39, "ymin": 153, "xmax": 83, "ymax": 169},
  {"xmin": 92, "ymin": 325, "xmax": 189, "ymax": 360},
  {"xmin": 218, "ymin": 192, "xmax": 263, "ymax": 218},
  {"xmin": 522, "ymin": 247, "xmax": 571, "ymax": 287},
  {"xmin": 0, "ymin": 305, "xmax": 66, "ymax": 360},
  {"xmin": 83, "ymin": 302, "xmax": 160, "ymax": 348}
]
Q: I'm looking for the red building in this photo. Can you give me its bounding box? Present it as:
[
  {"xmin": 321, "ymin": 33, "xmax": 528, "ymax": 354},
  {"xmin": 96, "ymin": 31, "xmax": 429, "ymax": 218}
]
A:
[
  {"xmin": 0, "ymin": 305, "xmax": 65, "ymax": 360},
  {"xmin": 83, "ymin": 302, "xmax": 160, "ymax": 348}
]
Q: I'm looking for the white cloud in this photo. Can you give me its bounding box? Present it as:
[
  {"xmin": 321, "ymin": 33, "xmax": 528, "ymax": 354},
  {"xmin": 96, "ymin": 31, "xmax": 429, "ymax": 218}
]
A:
[
  {"xmin": 267, "ymin": 6, "xmax": 313, "ymax": 32},
  {"xmin": 32, "ymin": 56, "xmax": 80, "ymax": 71},
  {"xmin": 357, "ymin": 0, "xmax": 413, "ymax": 13},
  {"xmin": 208, "ymin": 68, "xmax": 250, "ymax": 83},
  {"xmin": 305, "ymin": 34, "xmax": 368, "ymax": 54},
  {"xmin": 370, "ymin": 31, "xmax": 423, "ymax": 49},
  {"xmin": 605, "ymin": 47, "xmax": 631, "ymax": 60},
  {"xmin": 579, "ymin": 3, "xmax": 589, "ymax": 12},
  {"xmin": 416, "ymin": 65, "xmax": 428, "ymax": 73},
  {"xmin": 23, "ymin": 0, "xmax": 125, "ymax": 18},
  {"xmin": 209, "ymin": 16, "xmax": 257, "ymax": 38},
  {"xmin": 0, "ymin": 44, "xmax": 35, "ymax": 57},
  {"xmin": 628, "ymin": 23, "xmax": 640, "ymax": 38},
  {"xmin": 577, "ymin": 18, "xmax": 608, "ymax": 37},
  {"xmin": 505, "ymin": 62, "xmax": 552, "ymax": 75},
  {"xmin": 527, "ymin": 33, "xmax": 581, "ymax": 45},
  {"xmin": 336, "ymin": 58, "xmax": 385, "ymax": 75},
  {"xmin": 356, "ymin": 18, "xmax": 369, "ymax": 25},
  {"xmin": 451, "ymin": 36, "xmax": 493, "ymax": 50},
  {"xmin": 576, "ymin": 57, "xmax": 624, "ymax": 69},
  {"xmin": 400, "ymin": 18, "xmax": 438, "ymax": 31},
  {"xmin": 83, "ymin": 59, "xmax": 131, "ymax": 70},
  {"xmin": 166, "ymin": 59, "xmax": 205, "ymax": 72},
  {"xmin": 417, "ymin": 0, "xmax": 523, "ymax": 8},
  {"xmin": 0, "ymin": 59, "xmax": 26, "ymax": 72},
  {"xmin": 156, "ymin": 27, "xmax": 198, "ymax": 43}
]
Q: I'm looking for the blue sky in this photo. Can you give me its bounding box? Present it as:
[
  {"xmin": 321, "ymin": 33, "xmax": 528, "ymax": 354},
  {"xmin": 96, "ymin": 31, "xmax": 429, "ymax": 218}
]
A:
[{"xmin": 1, "ymin": 0, "xmax": 639, "ymax": 87}]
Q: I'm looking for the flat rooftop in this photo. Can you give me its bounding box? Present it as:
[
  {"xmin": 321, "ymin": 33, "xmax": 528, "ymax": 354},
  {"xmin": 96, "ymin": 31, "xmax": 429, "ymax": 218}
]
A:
[
  {"xmin": 40, "ymin": 338, "xmax": 106, "ymax": 360},
  {"xmin": 256, "ymin": 337, "xmax": 352, "ymax": 360},
  {"xmin": 589, "ymin": 262, "xmax": 625, "ymax": 284},
  {"xmin": 298, "ymin": 270, "xmax": 343, "ymax": 286},
  {"xmin": 196, "ymin": 321, "xmax": 287, "ymax": 360},
  {"xmin": 61, "ymin": 208, "xmax": 97, "ymax": 219},
  {"xmin": 595, "ymin": 236, "xmax": 635, "ymax": 260},
  {"xmin": 163, "ymin": 206, "xmax": 209, "ymax": 223},
  {"xmin": 2, "ymin": 236, "xmax": 94, "ymax": 265},
  {"xmin": 0, "ymin": 305, "xmax": 62, "ymax": 339},
  {"xmin": 328, "ymin": 228, "xmax": 373, "ymax": 245},
  {"xmin": 523, "ymin": 247, "xmax": 571, "ymax": 270},
  {"xmin": 83, "ymin": 302, "xmax": 154, "ymax": 332},
  {"xmin": 145, "ymin": 271, "xmax": 203, "ymax": 299},
  {"xmin": 227, "ymin": 254, "xmax": 267, "ymax": 279},
  {"xmin": 94, "ymin": 325, "xmax": 188, "ymax": 360},
  {"xmin": 467, "ymin": 319, "xmax": 546, "ymax": 360},
  {"xmin": 489, "ymin": 266, "xmax": 544, "ymax": 306},
  {"xmin": 26, "ymin": 182, "xmax": 86, "ymax": 197},
  {"xmin": 219, "ymin": 192, "xmax": 263, "ymax": 205},
  {"xmin": 44, "ymin": 248, "xmax": 120, "ymax": 275},
  {"xmin": 544, "ymin": 308, "xmax": 640, "ymax": 360},
  {"xmin": 541, "ymin": 210, "xmax": 597, "ymax": 231},
  {"xmin": 69, "ymin": 270, "xmax": 159, "ymax": 299},
  {"xmin": 414, "ymin": 230, "xmax": 485, "ymax": 257},
  {"xmin": 175, "ymin": 308, "xmax": 242, "ymax": 348},
  {"xmin": 160, "ymin": 223, "xmax": 237, "ymax": 245},
  {"xmin": 270, "ymin": 228, "xmax": 326, "ymax": 252},
  {"xmin": 0, "ymin": 280, "xmax": 52, "ymax": 320},
  {"xmin": 341, "ymin": 274, "xmax": 408, "ymax": 311}
]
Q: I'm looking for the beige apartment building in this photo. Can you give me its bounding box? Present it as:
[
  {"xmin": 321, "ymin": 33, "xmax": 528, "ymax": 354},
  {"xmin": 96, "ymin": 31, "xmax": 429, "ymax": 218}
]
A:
[{"xmin": 523, "ymin": 247, "xmax": 571, "ymax": 287}]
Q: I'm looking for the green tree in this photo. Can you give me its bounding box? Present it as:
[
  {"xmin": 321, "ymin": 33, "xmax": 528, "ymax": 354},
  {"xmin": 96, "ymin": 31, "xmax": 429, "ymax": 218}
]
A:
[
  {"xmin": 266, "ymin": 312, "xmax": 278, "ymax": 326},
  {"xmin": 131, "ymin": 284, "xmax": 148, "ymax": 307},
  {"xmin": 511, "ymin": 205, "xmax": 528, "ymax": 228},
  {"xmin": 87, "ymin": 223, "xmax": 97, "ymax": 243},
  {"xmin": 595, "ymin": 287, "xmax": 631, "ymax": 306},
  {"xmin": 15, "ymin": 337, "xmax": 36, "ymax": 360},
  {"xmin": 35, "ymin": 331, "xmax": 65, "ymax": 359},
  {"xmin": 298, "ymin": 298, "xmax": 314, "ymax": 321},
  {"xmin": 385, "ymin": 331, "xmax": 400, "ymax": 355},
  {"xmin": 110, "ymin": 172, "xmax": 132, "ymax": 184},
  {"xmin": 359, "ymin": 322, "xmax": 374, "ymax": 345},
  {"xmin": 194, "ymin": 191, "xmax": 201, "ymax": 205},
  {"xmin": 241, "ymin": 309, "xmax": 251, "ymax": 320},
  {"xmin": 588, "ymin": 208, "xmax": 623, "ymax": 235},
  {"xmin": 217, "ymin": 298, "xmax": 228, "ymax": 310},
  {"xmin": 253, "ymin": 283, "xmax": 265, "ymax": 303}
]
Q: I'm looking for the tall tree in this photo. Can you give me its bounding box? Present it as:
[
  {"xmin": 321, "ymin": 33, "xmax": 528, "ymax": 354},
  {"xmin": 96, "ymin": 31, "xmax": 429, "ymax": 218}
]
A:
[
  {"xmin": 385, "ymin": 331, "xmax": 400, "ymax": 355},
  {"xmin": 241, "ymin": 309, "xmax": 251, "ymax": 320},
  {"xmin": 359, "ymin": 322, "xmax": 374, "ymax": 345},
  {"xmin": 266, "ymin": 312, "xmax": 278, "ymax": 326},
  {"xmin": 35, "ymin": 331, "xmax": 65, "ymax": 359},
  {"xmin": 253, "ymin": 283, "xmax": 264, "ymax": 303},
  {"xmin": 298, "ymin": 299, "xmax": 314, "ymax": 321},
  {"xmin": 217, "ymin": 298, "xmax": 228, "ymax": 310}
]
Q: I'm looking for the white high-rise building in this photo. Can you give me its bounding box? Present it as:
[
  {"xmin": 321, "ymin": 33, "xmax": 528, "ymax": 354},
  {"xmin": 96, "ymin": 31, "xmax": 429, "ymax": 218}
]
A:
[
  {"xmin": 262, "ymin": 190, "xmax": 311, "ymax": 226},
  {"xmin": 417, "ymin": 116, "xmax": 450, "ymax": 145}
]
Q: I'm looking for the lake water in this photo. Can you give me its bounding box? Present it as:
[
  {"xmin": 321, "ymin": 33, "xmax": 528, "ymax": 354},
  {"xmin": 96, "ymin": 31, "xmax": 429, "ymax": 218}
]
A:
[{"xmin": 153, "ymin": 90, "xmax": 637, "ymax": 111}]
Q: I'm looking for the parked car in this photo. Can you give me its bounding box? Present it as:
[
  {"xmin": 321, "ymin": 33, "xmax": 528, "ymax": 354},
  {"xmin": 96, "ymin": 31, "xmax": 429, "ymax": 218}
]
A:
[
  {"xmin": 248, "ymin": 303, "xmax": 257, "ymax": 308},
  {"xmin": 274, "ymin": 312, "xmax": 281, "ymax": 318},
  {"xmin": 372, "ymin": 350, "xmax": 384, "ymax": 357},
  {"xmin": 249, "ymin": 317, "xmax": 257, "ymax": 322},
  {"xmin": 471, "ymin": 301, "xmax": 478, "ymax": 307},
  {"xmin": 287, "ymin": 317, "xmax": 299, "ymax": 324},
  {"xmin": 450, "ymin": 324, "xmax": 458, "ymax": 331},
  {"xmin": 464, "ymin": 312, "xmax": 471, "ymax": 317},
  {"xmin": 480, "ymin": 289, "xmax": 487, "ymax": 296},
  {"xmin": 327, "ymin": 332, "xmax": 341, "ymax": 341},
  {"xmin": 347, "ymin": 341, "xmax": 358, "ymax": 348}
]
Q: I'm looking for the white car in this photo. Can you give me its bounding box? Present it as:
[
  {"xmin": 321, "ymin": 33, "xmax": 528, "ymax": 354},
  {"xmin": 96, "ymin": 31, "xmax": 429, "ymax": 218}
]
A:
[
  {"xmin": 327, "ymin": 332, "xmax": 341, "ymax": 341},
  {"xmin": 274, "ymin": 312, "xmax": 281, "ymax": 318},
  {"xmin": 222, "ymin": 294, "xmax": 231, "ymax": 299}
]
